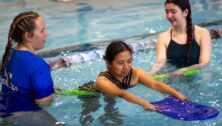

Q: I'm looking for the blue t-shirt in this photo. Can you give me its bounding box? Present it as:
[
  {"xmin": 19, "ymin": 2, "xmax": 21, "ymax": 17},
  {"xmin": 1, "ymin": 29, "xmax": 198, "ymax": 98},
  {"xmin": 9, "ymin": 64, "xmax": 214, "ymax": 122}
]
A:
[{"xmin": 0, "ymin": 49, "xmax": 54, "ymax": 115}]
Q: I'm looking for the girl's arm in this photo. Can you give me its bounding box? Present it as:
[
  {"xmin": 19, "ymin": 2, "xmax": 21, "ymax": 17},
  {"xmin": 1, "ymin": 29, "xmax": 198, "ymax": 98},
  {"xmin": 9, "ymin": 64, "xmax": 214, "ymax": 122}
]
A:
[
  {"xmin": 138, "ymin": 68, "xmax": 187, "ymax": 100},
  {"xmin": 95, "ymin": 77, "xmax": 158, "ymax": 110},
  {"xmin": 35, "ymin": 95, "xmax": 53, "ymax": 107},
  {"xmin": 149, "ymin": 32, "xmax": 169, "ymax": 75}
]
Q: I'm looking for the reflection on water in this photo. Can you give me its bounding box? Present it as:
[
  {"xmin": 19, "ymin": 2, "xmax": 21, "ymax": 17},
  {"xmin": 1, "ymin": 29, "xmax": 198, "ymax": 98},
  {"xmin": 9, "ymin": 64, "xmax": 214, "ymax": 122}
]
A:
[
  {"xmin": 76, "ymin": 3, "xmax": 93, "ymax": 43},
  {"xmin": 98, "ymin": 96, "xmax": 124, "ymax": 126},
  {"xmin": 79, "ymin": 95, "xmax": 101, "ymax": 126},
  {"xmin": 79, "ymin": 95, "xmax": 124, "ymax": 126}
]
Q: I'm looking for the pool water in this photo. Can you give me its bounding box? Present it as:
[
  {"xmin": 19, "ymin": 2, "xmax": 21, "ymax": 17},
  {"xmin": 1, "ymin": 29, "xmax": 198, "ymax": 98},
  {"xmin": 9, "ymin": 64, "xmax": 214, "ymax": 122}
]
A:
[
  {"xmin": 49, "ymin": 37, "xmax": 222, "ymax": 126},
  {"xmin": 1, "ymin": 0, "xmax": 222, "ymax": 126},
  {"xmin": 1, "ymin": 0, "xmax": 222, "ymax": 56}
]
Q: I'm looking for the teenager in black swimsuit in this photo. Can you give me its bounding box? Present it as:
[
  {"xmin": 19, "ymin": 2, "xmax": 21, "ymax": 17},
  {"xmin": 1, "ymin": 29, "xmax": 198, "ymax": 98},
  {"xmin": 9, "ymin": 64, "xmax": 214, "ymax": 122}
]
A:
[
  {"xmin": 149, "ymin": 0, "xmax": 212, "ymax": 75},
  {"xmin": 95, "ymin": 41, "xmax": 187, "ymax": 111}
]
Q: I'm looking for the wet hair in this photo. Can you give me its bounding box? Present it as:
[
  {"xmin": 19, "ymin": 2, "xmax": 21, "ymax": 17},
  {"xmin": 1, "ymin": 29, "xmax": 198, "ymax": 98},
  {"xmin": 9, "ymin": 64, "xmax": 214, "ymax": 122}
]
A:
[
  {"xmin": 165, "ymin": 0, "xmax": 193, "ymax": 63},
  {"xmin": 103, "ymin": 41, "xmax": 132, "ymax": 63},
  {"xmin": 0, "ymin": 11, "xmax": 40, "ymax": 87}
]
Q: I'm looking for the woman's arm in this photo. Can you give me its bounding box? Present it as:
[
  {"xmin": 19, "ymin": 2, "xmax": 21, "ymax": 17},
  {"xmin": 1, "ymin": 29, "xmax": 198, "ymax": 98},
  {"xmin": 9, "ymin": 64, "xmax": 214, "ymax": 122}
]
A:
[
  {"xmin": 35, "ymin": 95, "xmax": 53, "ymax": 107},
  {"xmin": 149, "ymin": 32, "xmax": 169, "ymax": 75},
  {"xmin": 95, "ymin": 77, "xmax": 158, "ymax": 110},
  {"xmin": 197, "ymin": 27, "xmax": 212, "ymax": 66},
  {"xmin": 138, "ymin": 68, "xmax": 187, "ymax": 100}
]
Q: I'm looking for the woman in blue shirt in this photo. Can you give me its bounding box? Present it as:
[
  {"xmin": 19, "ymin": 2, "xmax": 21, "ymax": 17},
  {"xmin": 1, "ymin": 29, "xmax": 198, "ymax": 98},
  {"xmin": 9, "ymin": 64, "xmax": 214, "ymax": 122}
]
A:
[{"xmin": 0, "ymin": 11, "xmax": 62, "ymax": 126}]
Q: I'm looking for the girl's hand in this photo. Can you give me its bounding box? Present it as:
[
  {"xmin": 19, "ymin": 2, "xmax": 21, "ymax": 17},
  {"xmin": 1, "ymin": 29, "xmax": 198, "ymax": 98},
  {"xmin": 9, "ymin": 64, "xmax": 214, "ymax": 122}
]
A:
[
  {"xmin": 171, "ymin": 69, "xmax": 184, "ymax": 76},
  {"xmin": 143, "ymin": 103, "xmax": 159, "ymax": 111},
  {"xmin": 176, "ymin": 94, "xmax": 189, "ymax": 101},
  {"xmin": 171, "ymin": 68, "xmax": 188, "ymax": 76},
  {"xmin": 54, "ymin": 86, "xmax": 63, "ymax": 91}
]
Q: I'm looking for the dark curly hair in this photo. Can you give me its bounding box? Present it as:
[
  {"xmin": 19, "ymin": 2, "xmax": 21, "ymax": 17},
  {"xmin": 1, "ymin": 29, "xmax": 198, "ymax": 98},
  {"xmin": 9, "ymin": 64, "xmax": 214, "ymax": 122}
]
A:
[{"xmin": 103, "ymin": 41, "xmax": 132, "ymax": 63}]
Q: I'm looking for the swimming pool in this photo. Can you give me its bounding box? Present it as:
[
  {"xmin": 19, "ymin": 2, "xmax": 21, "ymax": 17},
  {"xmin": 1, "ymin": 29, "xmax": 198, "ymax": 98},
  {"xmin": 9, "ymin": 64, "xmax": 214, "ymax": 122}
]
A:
[
  {"xmin": 1, "ymin": 0, "xmax": 222, "ymax": 56},
  {"xmin": 49, "ymin": 38, "xmax": 222, "ymax": 126},
  {"xmin": 1, "ymin": 0, "xmax": 222, "ymax": 126}
]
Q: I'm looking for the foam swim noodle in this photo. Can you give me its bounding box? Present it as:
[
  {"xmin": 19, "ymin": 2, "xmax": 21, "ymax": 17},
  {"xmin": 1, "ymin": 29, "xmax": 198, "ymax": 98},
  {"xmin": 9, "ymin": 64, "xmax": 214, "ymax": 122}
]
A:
[
  {"xmin": 152, "ymin": 69, "xmax": 200, "ymax": 79},
  {"xmin": 55, "ymin": 88, "xmax": 98, "ymax": 96}
]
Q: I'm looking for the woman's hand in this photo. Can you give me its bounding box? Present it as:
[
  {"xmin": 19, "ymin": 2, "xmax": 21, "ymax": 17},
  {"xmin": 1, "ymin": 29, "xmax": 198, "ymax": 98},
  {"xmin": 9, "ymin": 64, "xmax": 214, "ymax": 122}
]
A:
[
  {"xmin": 143, "ymin": 103, "xmax": 159, "ymax": 111},
  {"xmin": 54, "ymin": 86, "xmax": 63, "ymax": 91},
  {"xmin": 171, "ymin": 68, "xmax": 187, "ymax": 76},
  {"xmin": 176, "ymin": 94, "xmax": 188, "ymax": 101}
]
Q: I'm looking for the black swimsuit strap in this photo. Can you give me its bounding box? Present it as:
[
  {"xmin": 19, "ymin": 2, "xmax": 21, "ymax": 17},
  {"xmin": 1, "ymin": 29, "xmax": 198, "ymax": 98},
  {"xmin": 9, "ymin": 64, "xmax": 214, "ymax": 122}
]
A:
[
  {"xmin": 170, "ymin": 29, "xmax": 173, "ymax": 39},
  {"xmin": 100, "ymin": 72, "xmax": 121, "ymax": 87},
  {"xmin": 99, "ymin": 69, "xmax": 132, "ymax": 89},
  {"xmin": 123, "ymin": 69, "xmax": 132, "ymax": 88}
]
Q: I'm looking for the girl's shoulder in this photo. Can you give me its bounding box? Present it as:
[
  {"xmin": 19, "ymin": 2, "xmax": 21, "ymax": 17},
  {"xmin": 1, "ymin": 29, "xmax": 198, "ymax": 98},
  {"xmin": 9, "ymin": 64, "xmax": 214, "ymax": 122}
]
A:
[
  {"xmin": 194, "ymin": 25, "xmax": 209, "ymax": 34},
  {"xmin": 132, "ymin": 67, "xmax": 145, "ymax": 76},
  {"xmin": 158, "ymin": 28, "xmax": 171, "ymax": 38},
  {"xmin": 157, "ymin": 28, "xmax": 171, "ymax": 45},
  {"xmin": 194, "ymin": 25, "xmax": 211, "ymax": 42}
]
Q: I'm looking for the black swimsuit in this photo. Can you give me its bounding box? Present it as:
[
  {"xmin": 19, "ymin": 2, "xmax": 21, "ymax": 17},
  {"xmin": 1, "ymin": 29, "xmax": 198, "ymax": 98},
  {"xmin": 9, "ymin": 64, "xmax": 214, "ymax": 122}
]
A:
[
  {"xmin": 166, "ymin": 29, "xmax": 200, "ymax": 68},
  {"xmin": 99, "ymin": 69, "xmax": 133, "ymax": 89}
]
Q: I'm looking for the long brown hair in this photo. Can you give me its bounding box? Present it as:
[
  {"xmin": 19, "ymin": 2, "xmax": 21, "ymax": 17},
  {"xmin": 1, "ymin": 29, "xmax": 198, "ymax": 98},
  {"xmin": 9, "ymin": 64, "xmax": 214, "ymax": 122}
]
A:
[{"xmin": 0, "ymin": 11, "xmax": 40, "ymax": 87}]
